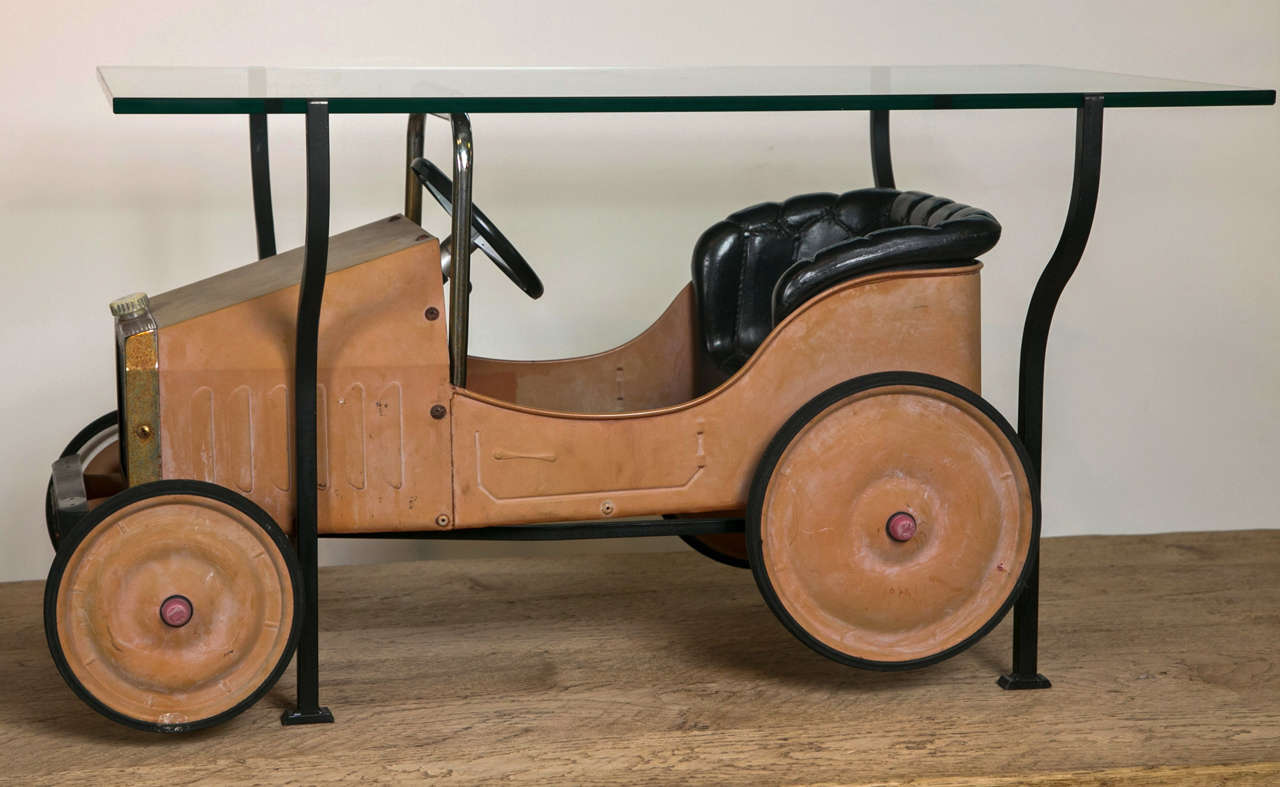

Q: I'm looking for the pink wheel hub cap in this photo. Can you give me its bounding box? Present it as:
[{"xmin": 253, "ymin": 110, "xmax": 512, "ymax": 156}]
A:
[
  {"xmin": 160, "ymin": 595, "xmax": 193, "ymax": 628},
  {"xmin": 886, "ymin": 512, "xmax": 918, "ymax": 542}
]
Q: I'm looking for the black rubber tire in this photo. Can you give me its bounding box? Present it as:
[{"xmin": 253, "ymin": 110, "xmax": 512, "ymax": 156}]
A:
[
  {"xmin": 45, "ymin": 480, "xmax": 303, "ymax": 733},
  {"xmin": 746, "ymin": 371, "xmax": 1040, "ymax": 671},
  {"xmin": 45, "ymin": 411, "xmax": 118, "ymax": 550}
]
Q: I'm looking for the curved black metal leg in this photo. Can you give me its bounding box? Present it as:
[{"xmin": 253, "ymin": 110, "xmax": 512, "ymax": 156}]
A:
[
  {"xmin": 282, "ymin": 100, "xmax": 335, "ymax": 725},
  {"xmin": 999, "ymin": 95, "xmax": 1105, "ymax": 690},
  {"xmin": 249, "ymin": 113, "xmax": 276, "ymax": 259},
  {"xmin": 869, "ymin": 109, "xmax": 895, "ymax": 189}
]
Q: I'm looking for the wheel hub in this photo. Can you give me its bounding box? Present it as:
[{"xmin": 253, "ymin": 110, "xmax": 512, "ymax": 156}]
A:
[
  {"xmin": 159, "ymin": 594, "xmax": 193, "ymax": 628},
  {"xmin": 886, "ymin": 511, "xmax": 918, "ymax": 542}
]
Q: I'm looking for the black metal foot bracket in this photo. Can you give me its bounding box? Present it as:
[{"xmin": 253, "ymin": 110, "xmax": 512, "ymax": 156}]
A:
[
  {"xmin": 282, "ymin": 99, "xmax": 334, "ymax": 725},
  {"xmin": 871, "ymin": 98, "xmax": 1105, "ymax": 690}
]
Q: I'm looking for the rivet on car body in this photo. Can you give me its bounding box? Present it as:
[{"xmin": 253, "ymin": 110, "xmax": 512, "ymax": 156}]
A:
[
  {"xmin": 430, "ymin": 404, "xmax": 447, "ymax": 419},
  {"xmin": 425, "ymin": 307, "xmax": 440, "ymax": 321},
  {"xmin": 435, "ymin": 514, "xmax": 450, "ymax": 528},
  {"xmin": 135, "ymin": 424, "xmax": 153, "ymax": 441},
  {"xmin": 600, "ymin": 500, "xmax": 616, "ymax": 516}
]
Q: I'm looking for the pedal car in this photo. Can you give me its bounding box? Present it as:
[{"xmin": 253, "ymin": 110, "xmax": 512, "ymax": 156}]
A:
[{"xmin": 44, "ymin": 142, "xmax": 1035, "ymax": 731}]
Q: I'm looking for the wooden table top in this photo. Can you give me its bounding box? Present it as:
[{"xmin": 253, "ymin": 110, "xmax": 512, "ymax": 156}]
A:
[{"xmin": 2, "ymin": 530, "xmax": 1277, "ymax": 785}]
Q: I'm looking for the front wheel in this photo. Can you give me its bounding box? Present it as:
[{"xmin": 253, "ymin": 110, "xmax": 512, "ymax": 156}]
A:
[
  {"xmin": 747, "ymin": 372, "xmax": 1039, "ymax": 670},
  {"xmin": 45, "ymin": 480, "xmax": 302, "ymax": 733}
]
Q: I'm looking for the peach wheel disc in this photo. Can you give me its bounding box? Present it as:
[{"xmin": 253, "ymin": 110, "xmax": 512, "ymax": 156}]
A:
[
  {"xmin": 46, "ymin": 482, "xmax": 300, "ymax": 732},
  {"xmin": 748, "ymin": 374, "xmax": 1037, "ymax": 668}
]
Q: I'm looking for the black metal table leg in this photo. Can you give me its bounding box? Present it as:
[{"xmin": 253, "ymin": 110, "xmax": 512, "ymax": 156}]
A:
[
  {"xmin": 249, "ymin": 112, "xmax": 276, "ymax": 259},
  {"xmin": 869, "ymin": 109, "xmax": 895, "ymax": 189},
  {"xmin": 282, "ymin": 99, "xmax": 335, "ymax": 726},
  {"xmin": 998, "ymin": 94, "xmax": 1105, "ymax": 691}
]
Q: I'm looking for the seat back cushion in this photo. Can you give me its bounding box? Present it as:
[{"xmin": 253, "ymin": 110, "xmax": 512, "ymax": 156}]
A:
[
  {"xmin": 772, "ymin": 193, "xmax": 1000, "ymax": 321},
  {"xmin": 691, "ymin": 189, "xmax": 999, "ymax": 375}
]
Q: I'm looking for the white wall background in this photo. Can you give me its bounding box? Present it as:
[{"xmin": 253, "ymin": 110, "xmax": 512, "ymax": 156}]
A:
[{"xmin": 0, "ymin": 1, "xmax": 1275, "ymax": 582}]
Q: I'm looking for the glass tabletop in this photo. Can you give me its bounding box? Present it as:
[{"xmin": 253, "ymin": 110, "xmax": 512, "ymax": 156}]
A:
[{"xmin": 98, "ymin": 65, "xmax": 1275, "ymax": 114}]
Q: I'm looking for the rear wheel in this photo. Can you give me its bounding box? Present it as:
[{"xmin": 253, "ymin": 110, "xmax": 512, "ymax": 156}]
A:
[
  {"xmin": 664, "ymin": 512, "xmax": 750, "ymax": 569},
  {"xmin": 680, "ymin": 533, "xmax": 750, "ymax": 569},
  {"xmin": 748, "ymin": 372, "xmax": 1038, "ymax": 669},
  {"xmin": 45, "ymin": 411, "xmax": 122, "ymax": 549},
  {"xmin": 45, "ymin": 480, "xmax": 301, "ymax": 732}
]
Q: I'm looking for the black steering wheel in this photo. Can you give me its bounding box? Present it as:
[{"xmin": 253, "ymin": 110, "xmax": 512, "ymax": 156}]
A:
[{"xmin": 410, "ymin": 157, "xmax": 544, "ymax": 299}]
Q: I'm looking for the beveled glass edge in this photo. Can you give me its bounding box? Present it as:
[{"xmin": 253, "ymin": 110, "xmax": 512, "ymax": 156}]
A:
[{"xmin": 109, "ymin": 89, "xmax": 1276, "ymax": 114}]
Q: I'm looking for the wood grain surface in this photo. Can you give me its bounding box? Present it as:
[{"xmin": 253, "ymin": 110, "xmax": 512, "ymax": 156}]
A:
[{"xmin": 1, "ymin": 530, "xmax": 1276, "ymax": 785}]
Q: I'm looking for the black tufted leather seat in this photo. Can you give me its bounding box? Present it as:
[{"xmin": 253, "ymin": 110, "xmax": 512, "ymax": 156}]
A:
[{"xmin": 691, "ymin": 188, "xmax": 1000, "ymax": 375}]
